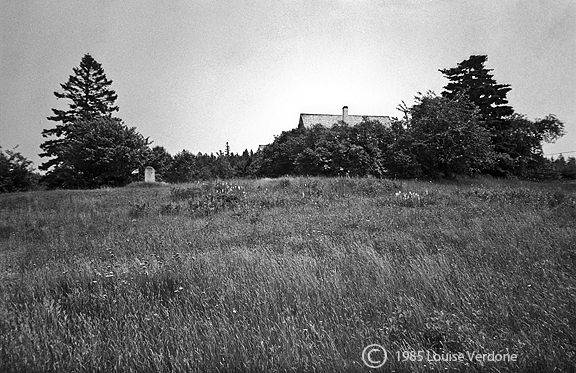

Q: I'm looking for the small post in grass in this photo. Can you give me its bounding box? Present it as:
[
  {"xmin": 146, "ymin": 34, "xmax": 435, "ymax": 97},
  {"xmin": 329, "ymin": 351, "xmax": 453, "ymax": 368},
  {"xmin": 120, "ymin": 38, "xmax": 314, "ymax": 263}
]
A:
[{"xmin": 144, "ymin": 166, "xmax": 156, "ymax": 183}]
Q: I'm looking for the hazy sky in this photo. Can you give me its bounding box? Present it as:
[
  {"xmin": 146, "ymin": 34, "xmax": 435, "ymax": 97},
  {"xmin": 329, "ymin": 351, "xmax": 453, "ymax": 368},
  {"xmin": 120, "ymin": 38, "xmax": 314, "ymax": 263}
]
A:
[{"xmin": 1, "ymin": 0, "xmax": 575, "ymax": 169}]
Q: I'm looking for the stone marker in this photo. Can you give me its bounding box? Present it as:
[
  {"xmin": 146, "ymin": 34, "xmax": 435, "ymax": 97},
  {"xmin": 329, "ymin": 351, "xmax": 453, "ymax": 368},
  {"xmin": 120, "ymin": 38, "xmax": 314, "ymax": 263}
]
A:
[{"xmin": 144, "ymin": 166, "xmax": 156, "ymax": 183}]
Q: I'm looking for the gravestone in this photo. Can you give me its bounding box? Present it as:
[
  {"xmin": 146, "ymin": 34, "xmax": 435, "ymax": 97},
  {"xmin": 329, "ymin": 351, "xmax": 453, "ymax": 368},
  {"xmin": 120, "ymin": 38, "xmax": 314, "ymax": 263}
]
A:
[{"xmin": 144, "ymin": 166, "xmax": 156, "ymax": 183}]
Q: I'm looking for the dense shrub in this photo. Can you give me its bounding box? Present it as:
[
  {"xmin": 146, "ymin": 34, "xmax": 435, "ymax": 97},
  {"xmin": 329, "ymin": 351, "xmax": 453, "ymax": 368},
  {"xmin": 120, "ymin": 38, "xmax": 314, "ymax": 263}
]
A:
[{"xmin": 0, "ymin": 146, "xmax": 39, "ymax": 193}]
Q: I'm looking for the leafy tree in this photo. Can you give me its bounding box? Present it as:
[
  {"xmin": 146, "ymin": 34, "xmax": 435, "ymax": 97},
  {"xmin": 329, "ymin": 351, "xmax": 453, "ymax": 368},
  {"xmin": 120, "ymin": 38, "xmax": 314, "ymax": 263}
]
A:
[
  {"xmin": 440, "ymin": 55, "xmax": 565, "ymax": 176},
  {"xmin": 231, "ymin": 149, "xmax": 254, "ymax": 177},
  {"xmin": 404, "ymin": 92, "xmax": 495, "ymax": 177},
  {"xmin": 494, "ymin": 114, "xmax": 564, "ymax": 176},
  {"xmin": 147, "ymin": 146, "xmax": 173, "ymax": 181},
  {"xmin": 52, "ymin": 117, "xmax": 151, "ymax": 188},
  {"xmin": 254, "ymin": 120, "xmax": 393, "ymax": 178},
  {"xmin": 40, "ymin": 54, "xmax": 120, "ymax": 183},
  {"xmin": 165, "ymin": 150, "xmax": 197, "ymax": 183},
  {"xmin": 381, "ymin": 120, "xmax": 422, "ymax": 178},
  {"xmin": 526, "ymin": 156, "xmax": 561, "ymax": 180},
  {"xmin": 294, "ymin": 147, "xmax": 331, "ymax": 175},
  {"xmin": 196, "ymin": 153, "xmax": 219, "ymax": 180},
  {"xmin": 257, "ymin": 128, "xmax": 307, "ymax": 177},
  {"xmin": 165, "ymin": 150, "xmax": 220, "ymax": 182},
  {"xmin": 213, "ymin": 157, "xmax": 235, "ymax": 179},
  {"xmin": 562, "ymin": 157, "xmax": 576, "ymax": 179},
  {"xmin": 349, "ymin": 120, "xmax": 388, "ymax": 177},
  {"xmin": 210, "ymin": 144, "xmax": 235, "ymax": 179},
  {"xmin": 0, "ymin": 146, "xmax": 38, "ymax": 192}
]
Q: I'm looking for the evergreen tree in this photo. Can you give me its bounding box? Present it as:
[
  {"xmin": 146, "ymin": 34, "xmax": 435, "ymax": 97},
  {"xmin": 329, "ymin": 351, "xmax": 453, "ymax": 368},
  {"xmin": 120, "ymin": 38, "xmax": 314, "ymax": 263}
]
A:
[
  {"xmin": 440, "ymin": 55, "xmax": 564, "ymax": 176},
  {"xmin": 440, "ymin": 55, "xmax": 513, "ymax": 123},
  {"xmin": 54, "ymin": 117, "xmax": 151, "ymax": 188},
  {"xmin": 40, "ymin": 54, "xmax": 119, "ymax": 179}
]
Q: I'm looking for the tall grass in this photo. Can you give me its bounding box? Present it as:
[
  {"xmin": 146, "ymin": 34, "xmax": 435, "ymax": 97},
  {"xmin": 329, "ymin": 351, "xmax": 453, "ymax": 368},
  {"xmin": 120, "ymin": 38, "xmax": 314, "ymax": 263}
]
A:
[{"xmin": 1, "ymin": 177, "xmax": 575, "ymax": 372}]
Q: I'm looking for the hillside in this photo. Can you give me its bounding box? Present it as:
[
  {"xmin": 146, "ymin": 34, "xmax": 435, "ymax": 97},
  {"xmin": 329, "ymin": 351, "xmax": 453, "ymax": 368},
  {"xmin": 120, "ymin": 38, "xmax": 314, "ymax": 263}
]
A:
[{"xmin": 1, "ymin": 177, "xmax": 575, "ymax": 372}]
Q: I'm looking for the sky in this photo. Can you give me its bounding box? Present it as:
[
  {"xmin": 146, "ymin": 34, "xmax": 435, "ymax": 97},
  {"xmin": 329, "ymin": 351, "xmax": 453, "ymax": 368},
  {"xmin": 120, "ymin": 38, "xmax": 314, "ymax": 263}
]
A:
[{"xmin": 1, "ymin": 0, "xmax": 575, "ymax": 170}]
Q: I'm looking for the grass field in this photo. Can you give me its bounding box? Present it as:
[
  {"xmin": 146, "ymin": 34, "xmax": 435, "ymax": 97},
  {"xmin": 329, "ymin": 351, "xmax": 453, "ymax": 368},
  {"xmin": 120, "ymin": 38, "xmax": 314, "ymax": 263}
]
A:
[{"xmin": 1, "ymin": 177, "xmax": 575, "ymax": 372}]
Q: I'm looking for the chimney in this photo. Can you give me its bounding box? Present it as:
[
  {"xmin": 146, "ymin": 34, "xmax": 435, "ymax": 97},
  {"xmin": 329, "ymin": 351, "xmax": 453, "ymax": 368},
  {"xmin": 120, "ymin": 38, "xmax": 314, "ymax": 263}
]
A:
[{"xmin": 342, "ymin": 106, "xmax": 349, "ymax": 123}]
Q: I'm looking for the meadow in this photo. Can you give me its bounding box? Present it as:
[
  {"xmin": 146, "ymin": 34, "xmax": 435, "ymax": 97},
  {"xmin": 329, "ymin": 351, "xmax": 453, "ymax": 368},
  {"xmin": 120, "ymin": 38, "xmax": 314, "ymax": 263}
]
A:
[{"xmin": 0, "ymin": 177, "xmax": 575, "ymax": 372}]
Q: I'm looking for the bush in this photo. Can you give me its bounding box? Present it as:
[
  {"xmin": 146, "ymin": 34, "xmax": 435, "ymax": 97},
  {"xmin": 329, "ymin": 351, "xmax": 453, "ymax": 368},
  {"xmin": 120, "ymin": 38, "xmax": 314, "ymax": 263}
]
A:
[{"xmin": 0, "ymin": 146, "xmax": 38, "ymax": 193}]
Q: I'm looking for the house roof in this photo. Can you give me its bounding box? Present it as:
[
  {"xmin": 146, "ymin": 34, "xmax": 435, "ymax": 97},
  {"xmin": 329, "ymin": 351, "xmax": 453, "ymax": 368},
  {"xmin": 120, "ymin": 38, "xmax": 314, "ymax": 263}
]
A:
[{"xmin": 298, "ymin": 108, "xmax": 391, "ymax": 129}]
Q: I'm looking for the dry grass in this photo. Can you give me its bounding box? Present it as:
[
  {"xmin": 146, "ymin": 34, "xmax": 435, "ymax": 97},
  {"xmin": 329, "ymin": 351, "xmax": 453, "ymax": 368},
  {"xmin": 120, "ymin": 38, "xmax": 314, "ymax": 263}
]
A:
[{"xmin": 1, "ymin": 177, "xmax": 575, "ymax": 372}]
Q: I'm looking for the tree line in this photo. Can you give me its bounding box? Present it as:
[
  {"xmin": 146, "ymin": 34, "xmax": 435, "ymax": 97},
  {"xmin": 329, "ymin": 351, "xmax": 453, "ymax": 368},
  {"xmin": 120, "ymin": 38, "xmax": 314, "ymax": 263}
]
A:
[
  {"xmin": 256, "ymin": 55, "xmax": 567, "ymax": 179},
  {"xmin": 0, "ymin": 54, "xmax": 573, "ymax": 192}
]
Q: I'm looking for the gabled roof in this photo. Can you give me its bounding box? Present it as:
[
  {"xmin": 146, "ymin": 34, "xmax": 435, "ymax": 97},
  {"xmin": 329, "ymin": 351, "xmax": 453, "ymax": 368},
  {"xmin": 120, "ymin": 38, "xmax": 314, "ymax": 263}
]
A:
[
  {"xmin": 298, "ymin": 108, "xmax": 391, "ymax": 129},
  {"xmin": 299, "ymin": 114, "xmax": 342, "ymax": 128}
]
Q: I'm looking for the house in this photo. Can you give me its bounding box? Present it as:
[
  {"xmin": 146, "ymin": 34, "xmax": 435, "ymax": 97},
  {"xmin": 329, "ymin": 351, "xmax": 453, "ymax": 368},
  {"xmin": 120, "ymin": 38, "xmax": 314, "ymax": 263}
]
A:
[
  {"xmin": 298, "ymin": 106, "xmax": 391, "ymax": 129},
  {"xmin": 256, "ymin": 106, "xmax": 392, "ymax": 153}
]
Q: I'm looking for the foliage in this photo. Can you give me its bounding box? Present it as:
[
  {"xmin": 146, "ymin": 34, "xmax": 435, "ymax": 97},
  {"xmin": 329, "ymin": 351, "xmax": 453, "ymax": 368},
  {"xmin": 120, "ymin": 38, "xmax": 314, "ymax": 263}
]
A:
[
  {"xmin": 47, "ymin": 117, "xmax": 151, "ymax": 188},
  {"xmin": 439, "ymin": 55, "xmax": 565, "ymax": 176},
  {"xmin": 36, "ymin": 54, "xmax": 160, "ymax": 189},
  {"xmin": 163, "ymin": 149, "xmax": 242, "ymax": 183},
  {"xmin": 146, "ymin": 146, "xmax": 173, "ymax": 181},
  {"xmin": 168, "ymin": 150, "xmax": 198, "ymax": 182},
  {"xmin": 46, "ymin": 54, "xmax": 119, "ymax": 125},
  {"xmin": 212, "ymin": 153, "xmax": 235, "ymax": 179},
  {"xmin": 493, "ymin": 114, "xmax": 565, "ymax": 176},
  {"xmin": 527, "ymin": 155, "xmax": 576, "ymax": 180},
  {"xmin": 33, "ymin": 53, "xmax": 567, "ymax": 185},
  {"xmin": 255, "ymin": 122, "xmax": 393, "ymax": 178},
  {"xmin": 440, "ymin": 55, "xmax": 513, "ymax": 123},
  {"xmin": 0, "ymin": 146, "xmax": 39, "ymax": 192},
  {"xmin": 253, "ymin": 93, "xmax": 498, "ymax": 179},
  {"xmin": 559, "ymin": 156, "xmax": 576, "ymax": 179},
  {"xmin": 230, "ymin": 149, "xmax": 255, "ymax": 178},
  {"xmin": 40, "ymin": 54, "xmax": 119, "ymax": 174},
  {"xmin": 404, "ymin": 92, "xmax": 495, "ymax": 177},
  {"xmin": 257, "ymin": 128, "xmax": 308, "ymax": 177}
]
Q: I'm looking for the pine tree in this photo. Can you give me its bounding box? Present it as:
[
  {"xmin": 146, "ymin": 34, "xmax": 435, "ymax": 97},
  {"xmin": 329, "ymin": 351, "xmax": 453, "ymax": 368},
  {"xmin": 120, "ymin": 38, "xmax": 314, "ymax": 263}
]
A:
[
  {"xmin": 439, "ymin": 55, "xmax": 564, "ymax": 176},
  {"xmin": 39, "ymin": 54, "xmax": 122, "ymax": 187},
  {"xmin": 40, "ymin": 54, "xmax": 119, "ymax": 173},
  {"xmin": 440, "ymin": 55, "xmax": 513, "ymax": 123},
  {"xmin": 47, "ymin": 53, "xmax": 119, "ymax": 124}
]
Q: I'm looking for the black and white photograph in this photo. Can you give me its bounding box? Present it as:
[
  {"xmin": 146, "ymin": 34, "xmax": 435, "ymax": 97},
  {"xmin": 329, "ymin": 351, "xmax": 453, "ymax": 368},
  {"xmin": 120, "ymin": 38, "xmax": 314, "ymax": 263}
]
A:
[{"xmin": 1, "ymin": 1, "xmax": 575, "ymax": 371}]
